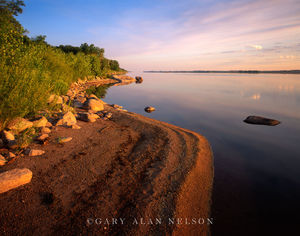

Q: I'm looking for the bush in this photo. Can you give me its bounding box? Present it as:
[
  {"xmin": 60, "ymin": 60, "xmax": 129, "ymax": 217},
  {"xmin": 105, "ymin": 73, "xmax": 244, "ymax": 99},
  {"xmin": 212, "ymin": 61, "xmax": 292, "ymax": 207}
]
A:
[{"xmin": 0, "ymin": 1, "xmax": 125, "ymax": 128}]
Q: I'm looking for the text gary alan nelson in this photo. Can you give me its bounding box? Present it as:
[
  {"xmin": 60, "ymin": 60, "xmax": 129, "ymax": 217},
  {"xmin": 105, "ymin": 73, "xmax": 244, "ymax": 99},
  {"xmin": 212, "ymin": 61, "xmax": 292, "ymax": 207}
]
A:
[{"xmin": 87, "ymin": 217, "xmax": 213, "ymax": 226}]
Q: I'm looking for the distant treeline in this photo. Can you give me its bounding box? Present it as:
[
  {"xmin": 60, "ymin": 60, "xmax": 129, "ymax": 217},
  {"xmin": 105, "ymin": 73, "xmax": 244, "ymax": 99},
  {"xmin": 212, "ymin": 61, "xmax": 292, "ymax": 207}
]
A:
[
  {"xmin": 0, "ymin": 0, "xmax": 125, "ymax": 125},
  {"xmin": 144, "ymin": 70, "xmax": 300, "ymax": 74}
]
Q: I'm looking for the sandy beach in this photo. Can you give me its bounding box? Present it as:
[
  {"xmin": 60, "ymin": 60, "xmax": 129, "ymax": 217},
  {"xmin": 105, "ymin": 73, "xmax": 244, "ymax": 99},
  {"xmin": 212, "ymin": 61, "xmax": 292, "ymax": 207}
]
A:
[{"xmin": 0, "ymin": 95, "xmax": 213, "ymax": 235}]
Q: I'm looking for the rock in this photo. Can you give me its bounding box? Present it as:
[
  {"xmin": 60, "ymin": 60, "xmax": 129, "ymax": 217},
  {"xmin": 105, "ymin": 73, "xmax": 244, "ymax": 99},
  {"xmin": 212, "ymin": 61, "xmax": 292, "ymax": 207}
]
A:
[
  {"xmin": 0, "ymin": 138, "xmax": 4, "ymax": 148},
  {"xmin": 77, "ymin": 112, "xmax": 99, "ymax": 122},
  {"xmin": 36, "ymin": 134, "xmax": 49, "ymax": 141},
  {"xmin": 0, "ymin": 168, "xmax": 32, "ymax": 194},
  {"xmin": 104, "ymin": 112, "xmax": 113, "ymax": 119},
  {"xmin": 61, "ymin": 103, "xmax": 74, "ymax": 113},
  {"xmin": 6, "ymin": 118, "xmax": 33, "ymax": 133},
  {"xmin": 58, "ymin": 137, "xmax": 72, "ymax": 143},
  {"xmin": 112, "ymin": 75, "xmax": 136, "ymax": 83},
  {"xmin": 83, "ymin": 99, "xmax": 104, "ymax": 112},
  {"xmin": 46, "ymin": 122, "xmax": 53, "ymax": 128},
  {"xmin": 135, "ymin": 76, "xmax": 143, "ymax": 83},
  {"xmin": 2, "ymin": 131, "xmax": 17, "ymax": 149},
  {"xmin": 2, "ymin": 130, "xmax": 15, "ymax": 142},
  {"xmin": 243, "ymin": 116, "xmax": 281, "ymax": 126},
  {"xmin": 144, "ymin": 106, "xmax": 156, "ymax": 113},
  {"xmin": 41, "ymin": 127, "xmax": 51, "ymax": 134},
  {"xmin": 56, "ymin": 111, "xmax": 77, "ymax": 126},
  {"xmin": 72, "ymin": 100, "xmax": 84, "ymax": 108},
  {"xmin": 111, "ymin": 104, "xmax": 123, "ymax": 109},
  {"xmin": 89, "ymin": 94, "xmax": 99, "ymax": 100},
  {"xmin": 48, "ymin": 94, "xmax": 63, "ymax": 104},
  {"xmin": 7, "ymin": 152, "xmax": 16, "ymax": 159},
  {"xmin": 32, "ymin": 116, "xmax": 48, "ymax": 128},
  {"xmin": 25, "ymin": 149, "xmax": 45, "ymax": 156},
  {"xmin": 0, "ymin": 154, "xmax": 7, "ymax": 166},
  {"xmin": 61, "ymin": 95, "xmax": 69, "ymax": 103},
  {"xmin": 71, "ymin": 124, "xmax": 81, "ymax": 129},
  {"xmin": 96, "ymin": 111, "xmax": 104, "ymax": 118}
]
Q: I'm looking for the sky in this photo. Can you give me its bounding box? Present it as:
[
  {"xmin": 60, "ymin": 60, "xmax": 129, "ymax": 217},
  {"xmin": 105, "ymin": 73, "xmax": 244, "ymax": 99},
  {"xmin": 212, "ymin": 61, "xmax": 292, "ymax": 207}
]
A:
[{"xmin": 17, "ymin": 0, "xmax": 300, "ymax": 71}]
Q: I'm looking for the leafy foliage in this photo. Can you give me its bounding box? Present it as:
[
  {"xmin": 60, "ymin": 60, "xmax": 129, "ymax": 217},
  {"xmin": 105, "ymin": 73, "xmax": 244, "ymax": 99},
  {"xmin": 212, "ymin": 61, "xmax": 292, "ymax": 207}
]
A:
[
  {"xmin": 0, "ymin": 0, "xmax": 125, "ymax": 127},
  {"xmin": 85, "ymin": 84, "xmax": 113, "ymax": 99}
]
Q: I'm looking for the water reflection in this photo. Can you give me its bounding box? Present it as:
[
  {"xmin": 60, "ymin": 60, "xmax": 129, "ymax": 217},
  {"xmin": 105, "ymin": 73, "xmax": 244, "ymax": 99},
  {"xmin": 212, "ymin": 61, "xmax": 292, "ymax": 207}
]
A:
[{"xmin": 103, "ymin": 72, "xmax": 300, "ymax": 235}]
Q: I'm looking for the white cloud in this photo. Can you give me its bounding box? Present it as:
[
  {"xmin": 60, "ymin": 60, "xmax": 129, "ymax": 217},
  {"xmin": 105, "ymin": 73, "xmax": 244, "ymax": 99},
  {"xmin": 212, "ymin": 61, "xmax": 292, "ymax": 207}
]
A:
[{"xmin": 249, "ymin": 45, "xmax": 263, "ymax": 50}]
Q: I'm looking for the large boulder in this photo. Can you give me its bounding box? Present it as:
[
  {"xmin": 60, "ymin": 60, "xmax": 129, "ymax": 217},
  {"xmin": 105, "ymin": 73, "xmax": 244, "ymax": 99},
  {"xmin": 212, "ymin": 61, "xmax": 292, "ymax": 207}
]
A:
[
  {"xmin": 83, "ymin": 99, "xmax": 104, "ymax": 112},
  {"xmin": 0, "ymin": 168, "xmax": 32, "ymax": 194},
  {"xmin": 56, "ymin": 111, "xmax": 77, "ymax": 126},
  {"xmin": 32, "ymin": 116, "xmax": 48, "ymax": 128},
  {"xmin": 6, "ymin": 118, "xmax": 33, "ymax": 133},
  {"xmin": 244, "ymin": 116, "xmax": 281, "ymax": 126}
]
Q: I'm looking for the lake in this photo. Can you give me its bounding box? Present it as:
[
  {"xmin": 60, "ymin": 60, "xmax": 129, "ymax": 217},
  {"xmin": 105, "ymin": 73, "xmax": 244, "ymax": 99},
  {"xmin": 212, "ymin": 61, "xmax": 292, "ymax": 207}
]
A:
[{"xmin": 103, "ymin": 72, "xmax": 300, "ymax": 236}]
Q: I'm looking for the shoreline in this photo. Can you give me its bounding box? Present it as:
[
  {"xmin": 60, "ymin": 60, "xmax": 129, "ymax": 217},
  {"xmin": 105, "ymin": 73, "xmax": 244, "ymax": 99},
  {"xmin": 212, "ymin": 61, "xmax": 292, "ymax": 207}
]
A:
[{"xmin": 0, "ymin": 78, "xmax": 213, "ymax": 235}]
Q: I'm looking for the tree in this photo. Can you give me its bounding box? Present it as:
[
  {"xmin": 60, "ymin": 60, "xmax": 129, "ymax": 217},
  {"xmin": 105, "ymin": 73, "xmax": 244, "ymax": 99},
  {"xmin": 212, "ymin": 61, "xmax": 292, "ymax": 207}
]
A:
[
  {"xmin": 0, "ymin": 0, "xmax": 25, "ymax": 16},
  {"xmin": 109, "ymin": 60, "xmax": 120, "ymax": 71}
]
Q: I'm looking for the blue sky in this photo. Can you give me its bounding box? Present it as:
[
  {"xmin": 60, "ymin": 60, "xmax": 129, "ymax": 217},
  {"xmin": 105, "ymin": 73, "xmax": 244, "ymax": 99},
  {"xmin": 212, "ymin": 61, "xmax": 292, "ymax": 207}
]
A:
[{"xmin": 17, "ymin": 0, "xmax": 300, "ymax": 71}]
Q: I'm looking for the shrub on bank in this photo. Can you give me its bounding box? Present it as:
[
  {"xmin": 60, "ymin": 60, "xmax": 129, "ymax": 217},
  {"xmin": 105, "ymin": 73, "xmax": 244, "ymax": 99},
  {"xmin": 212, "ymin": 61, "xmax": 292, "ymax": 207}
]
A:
[{"xmin": 0, "ymin": 0, "xmax": 125, "ymax": 129}]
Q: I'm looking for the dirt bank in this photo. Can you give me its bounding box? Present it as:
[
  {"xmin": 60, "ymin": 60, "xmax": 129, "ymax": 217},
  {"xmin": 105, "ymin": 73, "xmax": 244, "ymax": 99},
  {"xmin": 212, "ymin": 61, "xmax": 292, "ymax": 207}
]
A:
[{"xmin": 0, "ymin": 105, "xmax": 213, "ymax": 235}]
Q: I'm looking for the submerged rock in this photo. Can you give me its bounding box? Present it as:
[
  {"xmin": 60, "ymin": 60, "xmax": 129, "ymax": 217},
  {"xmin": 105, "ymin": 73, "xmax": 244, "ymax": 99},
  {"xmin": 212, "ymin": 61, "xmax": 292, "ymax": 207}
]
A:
[
  {"xmin": 243, "ymin": 116, "xmax": 281, "ymax": 126},
  {"xmin": 144, "ymin": 106, "xmax": 156, "ymax": 113}
]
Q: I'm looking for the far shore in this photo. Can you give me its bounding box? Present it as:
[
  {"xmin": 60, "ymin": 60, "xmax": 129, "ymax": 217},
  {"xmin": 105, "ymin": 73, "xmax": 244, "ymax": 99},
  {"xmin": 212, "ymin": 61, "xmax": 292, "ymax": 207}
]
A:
[{"xmin": 144, "ymin": 70, "xmax": 300, "ymax": 74}]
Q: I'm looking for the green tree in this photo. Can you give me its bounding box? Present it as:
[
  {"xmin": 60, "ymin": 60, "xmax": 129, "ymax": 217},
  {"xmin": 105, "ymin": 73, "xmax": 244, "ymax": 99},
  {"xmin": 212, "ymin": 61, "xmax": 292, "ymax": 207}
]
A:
[{"xmin": 0, "ymin": 0, "xmax": 25, "ymax": 16}]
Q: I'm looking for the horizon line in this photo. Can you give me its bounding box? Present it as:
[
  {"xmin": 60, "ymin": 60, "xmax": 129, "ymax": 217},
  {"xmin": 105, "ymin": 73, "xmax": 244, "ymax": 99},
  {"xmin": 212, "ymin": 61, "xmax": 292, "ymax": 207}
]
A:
[{"xmin": 144, "ymin": 70, "xmax": 300, "ymax": 74}]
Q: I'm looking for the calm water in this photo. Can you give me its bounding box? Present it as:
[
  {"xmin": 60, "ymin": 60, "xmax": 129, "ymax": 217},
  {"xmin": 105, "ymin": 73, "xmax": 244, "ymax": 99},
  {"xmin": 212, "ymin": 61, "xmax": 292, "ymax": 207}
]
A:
[{"xmin": 103, "ymin": 73, "xmax": 300, "ymax": 236}]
